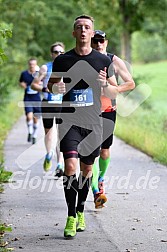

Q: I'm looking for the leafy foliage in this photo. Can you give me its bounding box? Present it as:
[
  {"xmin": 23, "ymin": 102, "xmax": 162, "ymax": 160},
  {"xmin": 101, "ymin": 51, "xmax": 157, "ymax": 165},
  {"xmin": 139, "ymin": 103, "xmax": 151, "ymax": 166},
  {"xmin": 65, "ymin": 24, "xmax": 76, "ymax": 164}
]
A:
[
  {"xmin": 0, "ymin": 163, "xmax": 12, "ymax": 248},
  {"xmin": 0, "ymin": 224, "xmax": 12, "ymax": 235},
  {"xmin": 0, "ymin": 162, "xmax": 12, "ymax": 184},
  {"xmin": 132, "ymin": 31, "xmax": 167, "ymax": 63},
  {"xmin": 0, "ymin": 0, "xmax": 166, "ymax": 112},
  {"xmin": 0, "ymin": 22, "xmax": 12, "ymax": 64},
  {"xmin": 1, "ymin": 0, "xmax": 167, "ymax": 63},
  {"xmin": 0, "ymin": 223, "xmax": 12, "ymax": 251},
  {"xmin": 0, "ymin": 154, "xmax": 12, "ymax": 192}
]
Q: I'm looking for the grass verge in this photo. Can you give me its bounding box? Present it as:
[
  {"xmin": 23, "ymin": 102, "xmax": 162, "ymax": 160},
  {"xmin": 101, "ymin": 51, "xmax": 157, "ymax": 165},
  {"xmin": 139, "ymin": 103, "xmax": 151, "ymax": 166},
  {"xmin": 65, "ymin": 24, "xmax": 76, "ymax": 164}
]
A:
[
  {"xmin": 0, "ymin": 89, "xmax": 23, "ymax": 251},
  {"xmin": 115, "ymin": 60, "xmax": 167, "ymax": 166}
]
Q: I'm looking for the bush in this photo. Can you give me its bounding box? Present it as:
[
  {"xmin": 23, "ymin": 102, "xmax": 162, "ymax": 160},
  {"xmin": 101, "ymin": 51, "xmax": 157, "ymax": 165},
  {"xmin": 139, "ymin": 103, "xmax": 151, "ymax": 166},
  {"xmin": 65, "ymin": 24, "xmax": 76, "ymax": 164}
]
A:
[{"xmin": 132, "ymin": 32, "xmax": 167, "ymax": 63}]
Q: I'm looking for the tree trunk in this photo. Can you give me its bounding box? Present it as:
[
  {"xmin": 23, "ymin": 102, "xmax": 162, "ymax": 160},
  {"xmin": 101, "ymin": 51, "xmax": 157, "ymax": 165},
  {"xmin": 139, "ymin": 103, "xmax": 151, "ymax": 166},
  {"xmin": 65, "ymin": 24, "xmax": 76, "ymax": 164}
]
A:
[
  {"xmin": 119, "ymin": 0, "xmax": 132, "ymax": 63},
  {"xmin": 121, "ymin": 29, "xmax": 131, "ymax": 63}
]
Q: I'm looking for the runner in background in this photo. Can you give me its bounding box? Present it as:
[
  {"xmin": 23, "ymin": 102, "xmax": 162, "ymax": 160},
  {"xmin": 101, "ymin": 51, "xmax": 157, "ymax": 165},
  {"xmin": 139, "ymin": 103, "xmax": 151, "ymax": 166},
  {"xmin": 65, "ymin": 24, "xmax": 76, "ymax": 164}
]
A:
[
  {"xmin": 31, "ymin": 42, "xmax": 65, "ymax": 177},
  {"xmin": 91, "ymin": 30, "xmax": 135, "ymax": 208},
  {"xmin": 19, "ymin": 58, "xmax": 41, "ymax": 144}
]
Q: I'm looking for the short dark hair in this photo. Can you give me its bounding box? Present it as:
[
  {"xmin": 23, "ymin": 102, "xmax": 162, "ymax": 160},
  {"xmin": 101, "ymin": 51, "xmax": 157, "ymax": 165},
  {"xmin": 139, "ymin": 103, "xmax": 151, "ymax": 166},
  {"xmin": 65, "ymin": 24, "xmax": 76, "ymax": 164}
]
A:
[
  {"xmin": 73, "ymin": 14, "xmax": 94, "ymax": 28},
  {"xmin": 50, "ymin": 42, "xmax": 65, "ymax": 53},
  {"xmin": 28, "ymin": 58, "xmax": 37, "ymax": 63}
]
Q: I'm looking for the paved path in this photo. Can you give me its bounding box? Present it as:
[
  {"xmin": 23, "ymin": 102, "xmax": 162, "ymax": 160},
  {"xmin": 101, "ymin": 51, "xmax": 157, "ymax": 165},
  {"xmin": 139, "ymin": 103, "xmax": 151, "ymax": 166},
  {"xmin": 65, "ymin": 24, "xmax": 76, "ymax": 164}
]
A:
[{"xmin": 1, "ymin": 116, "xmax": 167, "ymax": 252}]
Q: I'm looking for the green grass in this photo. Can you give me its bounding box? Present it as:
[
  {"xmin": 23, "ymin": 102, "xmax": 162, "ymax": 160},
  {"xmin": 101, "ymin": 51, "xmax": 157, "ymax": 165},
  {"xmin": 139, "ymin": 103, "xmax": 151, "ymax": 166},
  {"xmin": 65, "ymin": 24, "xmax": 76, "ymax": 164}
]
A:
[
  {"xmin": 0, "ymin": 88, "xmax": 23, "ymax": 189},
  {"xmin": 0, "ymin": 89, "xmax": 23, "ymax": 161},
  {"xmin": 0, "ymin": 89, "xmax": 23, "ymax": 251},
  {"xmin": 0, "ymin": 223, "xmax": 12, "ymax": 250},
  {"xmin": 115, "ymin": 60, "xmax": 167, "ymax": 165}
]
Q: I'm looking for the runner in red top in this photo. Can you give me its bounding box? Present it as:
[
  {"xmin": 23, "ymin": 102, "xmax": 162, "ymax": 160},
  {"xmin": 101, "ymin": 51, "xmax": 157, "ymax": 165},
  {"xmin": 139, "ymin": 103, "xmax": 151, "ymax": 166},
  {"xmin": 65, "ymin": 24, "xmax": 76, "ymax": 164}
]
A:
[{"xmin": 91, "ymin": 30, "xmax": 135, "ymax": 208}]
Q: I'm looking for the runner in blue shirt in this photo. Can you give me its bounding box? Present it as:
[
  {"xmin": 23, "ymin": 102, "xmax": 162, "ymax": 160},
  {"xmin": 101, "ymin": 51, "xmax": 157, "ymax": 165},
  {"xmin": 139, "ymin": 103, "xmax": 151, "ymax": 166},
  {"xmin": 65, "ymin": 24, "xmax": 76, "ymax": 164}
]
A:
[
  {"xmin": 31, "ymin": 42, "xmax": 65, "ymax": 176},
  {"xmin": 19, "ymin": 58, "xmax": 41, "ymax": 144}
]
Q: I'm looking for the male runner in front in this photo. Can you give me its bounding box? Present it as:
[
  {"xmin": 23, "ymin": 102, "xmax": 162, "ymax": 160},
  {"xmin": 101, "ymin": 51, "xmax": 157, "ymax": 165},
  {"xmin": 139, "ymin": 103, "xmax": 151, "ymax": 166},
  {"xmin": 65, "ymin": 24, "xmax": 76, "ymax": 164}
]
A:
[{"xmin": 48, "ymin": 15, "xmax": 133, "ymax": 239}]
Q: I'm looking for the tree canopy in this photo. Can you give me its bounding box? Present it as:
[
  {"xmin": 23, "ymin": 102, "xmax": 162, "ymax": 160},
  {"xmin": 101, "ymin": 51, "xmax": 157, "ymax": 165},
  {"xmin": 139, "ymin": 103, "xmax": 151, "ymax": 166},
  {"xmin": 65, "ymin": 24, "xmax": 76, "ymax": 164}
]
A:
[
  {"xmin": 1, "ymin": 0, "xmax": 167, "ymax": 63},
  {"xmin": 0, "ymin": 0, "xmax": 167, "ymax": 103}
]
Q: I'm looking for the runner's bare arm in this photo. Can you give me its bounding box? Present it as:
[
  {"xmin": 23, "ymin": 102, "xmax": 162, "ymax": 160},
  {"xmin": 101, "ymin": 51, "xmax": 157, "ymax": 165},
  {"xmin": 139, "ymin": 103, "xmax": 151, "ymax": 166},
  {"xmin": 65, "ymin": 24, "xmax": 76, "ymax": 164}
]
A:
[
  {"xmin": 113, "ymin": 55, "xmax": 135, "ymax": 92},
  {"xmin": 98, "ymin": 69, "xmax": 118, "ymax": 99},
  {"xmin": 31, "ymin": 65, "xmax": 47, "ymax": 92},
  {"xmin": 104, "ymin": 75, "xmax": 118, "ymax": 99},
  {"xmin": 19, "ymin": 81, "xmax": 27, "ymax": 89}
]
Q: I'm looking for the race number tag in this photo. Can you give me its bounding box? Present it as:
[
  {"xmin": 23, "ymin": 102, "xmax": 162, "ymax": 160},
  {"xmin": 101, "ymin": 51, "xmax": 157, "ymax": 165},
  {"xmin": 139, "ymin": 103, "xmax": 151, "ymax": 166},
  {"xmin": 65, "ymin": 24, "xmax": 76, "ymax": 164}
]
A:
[
  {"xmin": 47, "ymin": 93, "xmax": 63, "ymax": 104},
  {"xmin": 70, "ymin": 88, "xmax": 94, "ymax": 107}
]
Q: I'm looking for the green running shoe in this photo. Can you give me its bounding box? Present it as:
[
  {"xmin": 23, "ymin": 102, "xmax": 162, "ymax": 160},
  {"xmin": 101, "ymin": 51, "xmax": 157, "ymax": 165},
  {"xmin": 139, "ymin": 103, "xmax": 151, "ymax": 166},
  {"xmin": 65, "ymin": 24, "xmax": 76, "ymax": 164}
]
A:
[
  {"xmin": 76, "ymin": 211, "xmax": 86, "ymax": 232},
  {"xmin": 43, "ymin": 152, "xmax": 53, "ymax": 172},
  {"xmin": 64, "ymin": 216, "xmax": 77, "ymax": 238}
]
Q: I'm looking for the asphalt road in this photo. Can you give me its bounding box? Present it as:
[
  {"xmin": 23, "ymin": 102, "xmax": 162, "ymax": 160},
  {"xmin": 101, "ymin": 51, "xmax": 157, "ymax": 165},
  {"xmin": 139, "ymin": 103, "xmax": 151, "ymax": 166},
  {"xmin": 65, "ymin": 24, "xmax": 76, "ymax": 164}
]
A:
[{"xmin": 1, "ymin": 116, "xmax": 167, "ymax": 252}]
